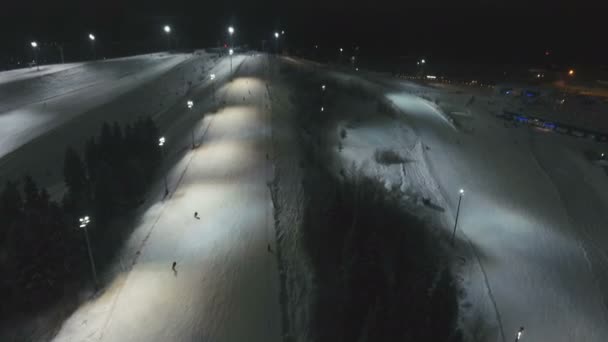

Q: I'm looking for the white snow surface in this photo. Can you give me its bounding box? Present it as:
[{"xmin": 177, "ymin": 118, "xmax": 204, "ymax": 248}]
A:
[
  {"xmin": 385, "ymin": 89, "xmax": 608, "ymax": 342},
  {"xmin": 0, "ymin": 52, "xmax": 221, "ymax": 198},
  {"xmin": 314, "ymin": 62, "xmax": 608, "ymax": 341},
  {"xmin": 51, "ymin": 54, "xmax": 282, "ymax": 342}
]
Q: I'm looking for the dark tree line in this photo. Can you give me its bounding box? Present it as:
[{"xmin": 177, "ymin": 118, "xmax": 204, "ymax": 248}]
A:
[
  {"xmin": 63, "ymin": 118, "xmax": 161, "ymax": 221},
  {"xmin": 0, "ymin": 117, "xmax": 162, "ymax": 318}
]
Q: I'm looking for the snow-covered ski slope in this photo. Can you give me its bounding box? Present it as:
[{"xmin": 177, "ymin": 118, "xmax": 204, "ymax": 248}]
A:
[
  {"xmin": 51, "ymin": 54, "xmax": 281, "ymax": 342},
  {"xmin": 384, "ymin": 87, "xmax": 608, "ymax": 342},
  {"xmin": 307, "ymin": 62, "xmax": 608, "ymax": 341},
  {"xmin": 0, "ymin": 52, "xmax": 219, "ymax": 195}
]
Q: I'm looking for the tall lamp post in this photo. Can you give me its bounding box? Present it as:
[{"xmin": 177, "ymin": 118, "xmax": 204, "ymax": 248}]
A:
[
  {"xmin": 31, "ymin": 41, "xmax": 39, "ymax": 71},
  {"xmin": 79, "ymin": 216, "xmax": 98, "ymax": 290},
  {"xmin": 159, "ymin": 136, "xmax": 168, "ymax": 196},
  {"xmin": 451, "ymin": 188, "xmax": 464, "ymax": 245},
  {"xmin": 88, "ymin": 33, "xmax": 96, "ymax": 59},
  {"xmin": 228, "ymin": 26, "xmax": 234, "ymax": 47},
  {"xmin": 229, "ymin": 48, "xmax": 234, "ymax": 74},
  {"xmin": 187, "ymin": 100, "xmax": 195, "ymax": 149},
  {"xmin": 274, "ymin": 32, "xmax": 280, "ymax": 54},
  {"xmin": 164, "ymin": 25, "xmax": 171, "ymax": 50},
  {"xmin": 210, "ymin": 73, "xmax": 216, "ymax": 108}
]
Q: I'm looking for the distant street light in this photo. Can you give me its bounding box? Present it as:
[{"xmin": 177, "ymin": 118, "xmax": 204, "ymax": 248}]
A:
[
  {"xmin": 229, "ymin": 48, "xmax": 234, "ymax": 74},
  {"xmin": 568, "ymin": 69, "xmax": 575, "ymax": 76},
  {"xmin": 163, "ymin": 25, "xmax": 171, "ymax": 50},
  {"xmin": 210, "ymin": 73, "xmax": 217, "ymax": 106},
  {"xmin": 30, "ymin": 41, "xmax": 40, "ymax": 71},
  {"xmin": 339, "ymin": 47, "xmax": 343, "ymax": 64},
  {"xmin": 159, "ymin": 137, "xmax": 168, "ymax": 196},
  {"xmin": 421, "ymin": 59, "xmax": 426, "ymax": 64},
  {"xmin": 281, "ymin": 30, "xmax": 285, "ymax": 35},
  {"xmin": 88, "ymin": 33, "xmax": 96, "ymax": 59},
  {"xmin": 187, "ymin": 100, "xmax": 196, "ymax": 149},
  {"xmin": 228, "ymin": 26, "xmax": 235, "ymax": 48},
  {"xmin": 321, "ymin": 84, "xmax": 326, "ymax": 91},
  {"xmin": 274, "ymin": 32, "xmax": 279, "ymax": 38},
  {"xmin": 79, "ymin": 216, "xmax": 98, "ymax": 290},
  {"xmin": 451, "ymin": 188, "xmax": 465, "ymax": 245}
]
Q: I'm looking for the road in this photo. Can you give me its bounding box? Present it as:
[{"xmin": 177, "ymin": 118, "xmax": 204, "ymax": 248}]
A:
[{"xmin": 52, "ymin": 54, "xmax": 282, "ymax": 342}]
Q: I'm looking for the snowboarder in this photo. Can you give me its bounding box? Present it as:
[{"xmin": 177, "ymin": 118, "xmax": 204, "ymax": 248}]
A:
[
  {"xmin": 194, "ymin": 211, "xmax": 200, "ymax": 219},
  {"xmin": 267, "ymin": 244, "xmax": 273, "ymax": 253},
  {"xmin": 515, "ymin": 326, "xmax": 524, "ymax": 341},
  {"xmin": 172, "ymin": 261, "xmax": 177, "ymax": 271}
]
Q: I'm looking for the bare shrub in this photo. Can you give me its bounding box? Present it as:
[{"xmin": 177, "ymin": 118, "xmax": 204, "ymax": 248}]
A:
[{"xmin": 374, "ymin": 149, "xmax": 405, "ymax": 165}]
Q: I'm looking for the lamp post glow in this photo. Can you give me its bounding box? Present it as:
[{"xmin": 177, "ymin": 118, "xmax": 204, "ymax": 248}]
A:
[
  {"xmin": 187, "ymin": 101, "xmax": 196, "ymax": 148},
  {"xmin": 31, "ymin": 41, "xmax": 39, "ymax": 71},
  {"xmin": 159, "ymin": 137, "xmax": 168, "ymax": 196},
  {"xmin": 229, "ymin": 48, "xmax": 234, "ymax": 74},
  {"xmin": 274, "ymin": 32, "xmax": 279, "ymax": 38},
  {"xmin": 88, "ymin": 33, "xmax": 96, "ymax": 59},
  {"xmin": 210, "ymin": 73, "xmax": 217, "ymax": 107},
  {"xmin": 451, "ymin": 189, "xmax": 464, "ymax": 245},
  {"xmin": 228, "ymin": 26, "xmax": 235, "ymax": 49},
  {"xmin": 79, "ymin": 216, "xmax": 98, "ymax": 289},
  {"xmin": 163, "ymin": 25, "xmax": 171, "ymax": 50}
]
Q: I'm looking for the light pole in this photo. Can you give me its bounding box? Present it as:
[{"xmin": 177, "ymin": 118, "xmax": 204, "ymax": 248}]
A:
[
  {"xmin": 451, "ymin": 188, "xmax": 464, "ymax": 245},
  {"xmin": 274, "ymin": 32, "xmax": 280, "ymax": 54},
  {"xmin": 31, "ymin": 41, "xmax": 39, "ymax": 71},
  {"xmin": 187, "ymin": 100, "xmax": 195, "ymax": 149},
  {"xmin": 210, "ymin": 73, "xmax": 217, "ymax": 107},
  {"xmin": 229, "ymin": 48, "xmax": 234, "ymax": 74},
  {"xmin": 88, "ymin": 33, "xmax": 96, "ymax": 60},
  {"xmin": 79, "ymin": 216, "xmax": 98, "ymax": 290},
  {"xmin": 164, "ymin": 25, "xmax": 171, "ymax": 51},
  {"xmin": 339, "ymin": 47, "xmax": 343, "ymax": 64},
  {"xmin": 159, "ymin": 136, "xmax": 168, "ymax": 196},
  {"xmin": 228, "ymin": 26, "xmax": 234, "ymax": 47},
  {"xmin": 321, "ymin": 84, "xmax": 326, "ymax": 105}
]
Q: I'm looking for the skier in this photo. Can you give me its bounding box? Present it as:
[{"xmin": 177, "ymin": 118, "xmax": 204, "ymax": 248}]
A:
[
  {"xmin": 194, "ymin": 211, "xmax": 200, "ymax": 219},
  {"xmin": 172, "ymin": 261, "xmax": 177, "ymax": 271},
  {"xmin": 515, "ymin": 326, "xmax": 524, "ymax": 341},
  {"xmin": 267, "ymin": 244, "xmax": 273, "ymax": 253}
]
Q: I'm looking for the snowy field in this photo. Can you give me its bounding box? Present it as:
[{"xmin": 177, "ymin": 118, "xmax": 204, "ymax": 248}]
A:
[
  {"xmin": 4, "ymin": 50, "xmax": 608, "ymax": 341},
  {"xmin": 296, "ymin": 61, "xmax": 608, "ymax": 341},
  {"xmin": 0, "ymin": 52, "xmax": 221, "ymax": 198}
]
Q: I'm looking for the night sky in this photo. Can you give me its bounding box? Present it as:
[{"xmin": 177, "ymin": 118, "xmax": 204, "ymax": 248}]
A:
[{"xmin": 1, "ymin": 0, "xmax": 607, "ymax": 66}]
